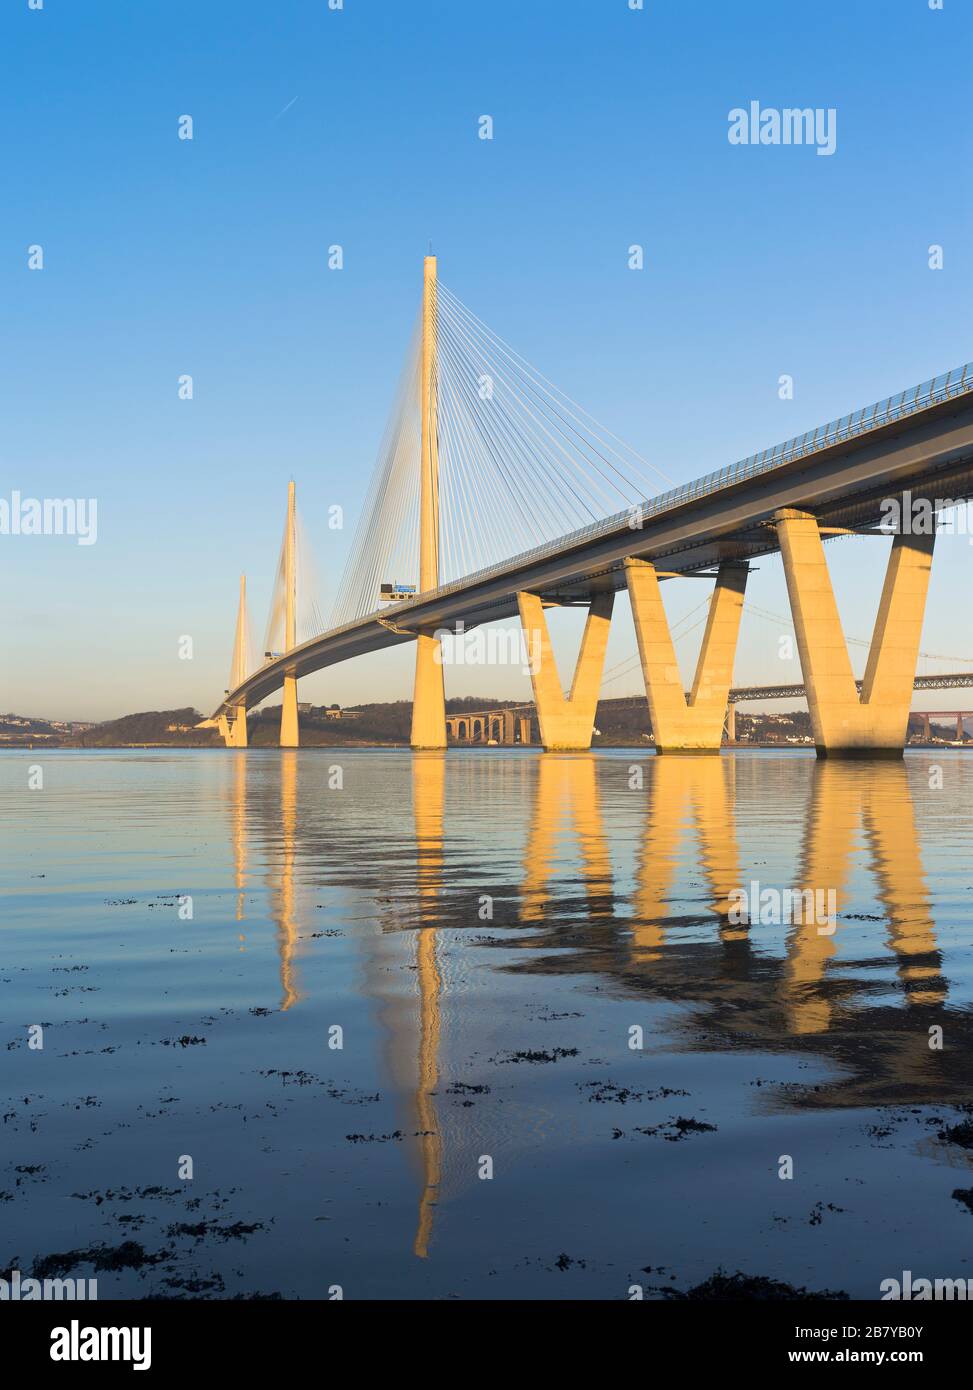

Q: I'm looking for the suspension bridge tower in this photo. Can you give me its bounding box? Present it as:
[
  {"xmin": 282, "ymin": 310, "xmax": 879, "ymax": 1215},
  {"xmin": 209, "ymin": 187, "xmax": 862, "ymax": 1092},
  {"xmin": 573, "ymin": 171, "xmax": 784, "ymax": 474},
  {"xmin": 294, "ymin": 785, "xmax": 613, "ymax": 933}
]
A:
[
  {"xmin": 280, "ymin": 478, "xmax": 300, "ymax": 747},
  {"xmin": 410, "ymin": 255, "xmax": 447, "ymax": 749},
  {"xmin": 218, "ymin": 573, "xmax": 250, "ymax": 748}
]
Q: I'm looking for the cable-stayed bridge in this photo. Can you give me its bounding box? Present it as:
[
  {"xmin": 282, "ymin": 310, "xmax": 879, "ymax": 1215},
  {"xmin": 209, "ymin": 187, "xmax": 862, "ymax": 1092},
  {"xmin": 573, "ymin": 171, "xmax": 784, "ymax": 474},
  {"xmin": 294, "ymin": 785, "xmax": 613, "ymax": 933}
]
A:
[{"xmin": 204, "ymin": 256, "xmax": 973, "ymax": 758}]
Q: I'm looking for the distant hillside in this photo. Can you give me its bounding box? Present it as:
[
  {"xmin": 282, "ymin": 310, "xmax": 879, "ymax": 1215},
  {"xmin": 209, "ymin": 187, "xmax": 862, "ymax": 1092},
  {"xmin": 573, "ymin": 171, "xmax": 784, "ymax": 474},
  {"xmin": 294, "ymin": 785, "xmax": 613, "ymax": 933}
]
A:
[
  {"xmin": 0, "ymin": 700, "xmax": 817, "ymax": 749},
  {"xmin": 0, "ymin": 711, "xmax": 95, "ymax": 744},
  {"xmin": 3, "ymin": 698, "xmax": 952, "ymax": 751},
  {"xmin": 78, "ymin": 708, "xmax": 221, "ymax": 748},
  {"xmin": 0, "ymin": 713, "xmax": 59, "ymax": 737},
  {"xmin": 247, "ymin": 702, "xmax": 411, "ymax": 745}
]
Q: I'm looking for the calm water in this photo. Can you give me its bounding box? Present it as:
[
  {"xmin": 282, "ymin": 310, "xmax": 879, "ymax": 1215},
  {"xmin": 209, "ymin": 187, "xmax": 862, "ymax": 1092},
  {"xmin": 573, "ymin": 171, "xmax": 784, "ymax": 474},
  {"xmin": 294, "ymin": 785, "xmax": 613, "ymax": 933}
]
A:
[{"xmin": 2, "ymin": 747, "xmax": 973, "ymax": 1300}]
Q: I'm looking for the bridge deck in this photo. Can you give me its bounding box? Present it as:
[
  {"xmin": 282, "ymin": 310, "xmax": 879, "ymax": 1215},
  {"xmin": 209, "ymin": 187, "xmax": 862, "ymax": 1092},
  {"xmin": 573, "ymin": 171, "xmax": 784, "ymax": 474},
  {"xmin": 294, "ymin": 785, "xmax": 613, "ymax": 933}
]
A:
[{"xmin": 216, "ymin": 362, "xmax": 973, "ymax": 716}]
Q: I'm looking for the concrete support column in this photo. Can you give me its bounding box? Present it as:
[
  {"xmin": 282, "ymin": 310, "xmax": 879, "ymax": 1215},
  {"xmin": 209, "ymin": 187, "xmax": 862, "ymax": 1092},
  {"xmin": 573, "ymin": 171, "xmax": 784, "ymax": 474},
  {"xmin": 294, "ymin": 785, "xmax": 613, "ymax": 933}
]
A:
[
  {"xmin": 280, "ymin": 480, "xmax": 300, "ymax": 748},
  {"xmin": 518, "ymin": 716, "xmax": 532, "ymax": 746},
  {"xmin": 412, "ymin": 631, "xmax": 446, "ymax": 748},
  {"xmin": 280, "ymin": 675, "xmax": 299, "ymax": 748},
  {"xmin": 411, "ymin": 255, "xmax": 447, "ymax": 750},
  {"xmin": 517, "ymin": 591, "xmax": 614, "ymax": 751},
  {"xmin": 220, "ymin": 706, "xmax": 248, "ymax": 748},
  {"xmin": 775, "ymin": 509, "xmax": 935, "ymax": 757},
  {"xmin": 922, "ymin": 713, "xmax": 931, "ymax": 741},
  {"xmin": 223, "ymin": 574, "xmax": 251, "ymax": 748},
  {"xmin": 726, "ymin": 703, "xmax": 737, "ymax": 743},
  {"xmin": 624, "ymin": 557, "xmax": 748, "ymax": 753}
]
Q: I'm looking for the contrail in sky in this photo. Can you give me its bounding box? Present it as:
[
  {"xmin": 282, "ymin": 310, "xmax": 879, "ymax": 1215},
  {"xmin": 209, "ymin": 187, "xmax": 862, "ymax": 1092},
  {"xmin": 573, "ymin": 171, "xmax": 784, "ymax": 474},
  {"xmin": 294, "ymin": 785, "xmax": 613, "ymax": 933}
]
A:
[{"xmin": 272, "ymin": 95, "xmax": 299, "ymax": 122}]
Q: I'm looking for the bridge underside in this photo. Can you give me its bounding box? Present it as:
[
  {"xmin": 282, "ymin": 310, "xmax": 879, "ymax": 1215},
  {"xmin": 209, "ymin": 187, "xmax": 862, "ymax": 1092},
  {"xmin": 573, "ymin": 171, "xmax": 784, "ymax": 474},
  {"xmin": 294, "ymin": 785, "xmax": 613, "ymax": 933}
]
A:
[{"xmin": 213, "ymin": 389, "xmax": 973, "ymax": 758}]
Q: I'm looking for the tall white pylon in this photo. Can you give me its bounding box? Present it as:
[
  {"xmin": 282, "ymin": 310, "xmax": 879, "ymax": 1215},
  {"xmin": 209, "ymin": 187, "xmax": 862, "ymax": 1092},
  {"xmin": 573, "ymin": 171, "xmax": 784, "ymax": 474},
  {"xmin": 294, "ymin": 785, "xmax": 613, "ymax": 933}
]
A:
[
  {"xmin": 410, "ymin": 255, "xmax": 447, "ymax": 748},
  {"xmin": 230, "ymin": 574, "xmax": 250, "ymax": 690},
  {"xmin": 280, "ymin": 480, "xmax": 300, "ymax": 747},
  {"xmin": 223, "ymin": 573, "xmax": 249, "ymax": 748}
]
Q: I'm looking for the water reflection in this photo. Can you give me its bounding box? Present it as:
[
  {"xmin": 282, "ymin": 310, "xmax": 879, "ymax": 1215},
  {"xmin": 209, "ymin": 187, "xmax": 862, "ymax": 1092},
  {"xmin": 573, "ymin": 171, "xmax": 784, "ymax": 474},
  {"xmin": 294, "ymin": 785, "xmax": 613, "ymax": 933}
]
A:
[
  {"xmin": 232, "ymin": 754, "xmax": 248, "ymax": 925},
  {"xmin": 10, "ymin": 746, "xmax": 971, "ymax": 1300},
  {"xmin": 522, "ymin": 754, "xmax": 612, "ymax": 923},
  {"xmin": 784, "ymin": 762, "xmax": 944, "ymax": 1034},
  {"xmin": 226, "ymin": 747, "xmax": 965, "ymax": 1266},
  {"xmin": 273, "ymin": 752, "xmax": 302, "ymax": 1010},
  {"xmin": 631, "ymin": 755, "xmax": 744, "ymax": 964},
  {"xmin": 506, "ymin": 753, "xmax": 960, "ymax": 1110},
  {"xmin": 412, "ymin": 752, "xmax": 445, "ymax": 1259}
]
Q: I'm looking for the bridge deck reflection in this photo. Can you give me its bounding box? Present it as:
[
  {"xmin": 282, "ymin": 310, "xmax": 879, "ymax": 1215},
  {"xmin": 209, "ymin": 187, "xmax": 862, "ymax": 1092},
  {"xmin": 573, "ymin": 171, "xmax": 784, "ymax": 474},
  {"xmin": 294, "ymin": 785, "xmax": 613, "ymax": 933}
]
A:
[{"xmin": 225, "ymin": 748, "xmax": 964, "ymax": 1258}]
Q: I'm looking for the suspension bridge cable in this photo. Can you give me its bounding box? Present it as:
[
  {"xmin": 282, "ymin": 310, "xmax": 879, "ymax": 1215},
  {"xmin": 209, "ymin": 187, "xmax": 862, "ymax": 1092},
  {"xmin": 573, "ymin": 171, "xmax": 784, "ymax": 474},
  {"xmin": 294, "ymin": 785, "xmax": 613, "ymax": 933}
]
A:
[
  {"xmin": 328, "ymin": 281, "xmax": 677, "ymax": 628},
  {"xmin": 438, "ymin": 283, "xmax": 674, "ymax": 493}
]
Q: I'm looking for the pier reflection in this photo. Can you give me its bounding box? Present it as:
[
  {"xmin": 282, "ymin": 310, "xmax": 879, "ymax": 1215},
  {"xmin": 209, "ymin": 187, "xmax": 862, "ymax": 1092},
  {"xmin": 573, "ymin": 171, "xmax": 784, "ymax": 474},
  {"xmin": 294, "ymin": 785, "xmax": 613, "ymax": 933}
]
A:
[
  {"xmin": 411, "ymin": 752, "xmax": 445, "ymax": 1259},
  {"xmin": 631, "ymin": 755, "xmax": 744, "ymax": 964},
  {"xmin": 784, "ymin": 761, "xmax": 945, "ymax": 1034},
  {"xmin": 508, "ymin": 753, "xmax": 957, "ymax": 1109},
  {"xmin": 222, "ymin": 747, "xmax": 961, "ymax": 1262},
  {"xmin": 273, "ymin": 751, "xmax": 302, "ymax": 1011},
  {"xmin": 231, "ymin": 754, "xmax": 248, "ymax": 925},
  {"xmin": 522, "ymin": 754, "xmax": 612, "ymax": 923},
  {"xmin": 227, "ymin": 750, "xmax": 304, "ymax": 1009}
]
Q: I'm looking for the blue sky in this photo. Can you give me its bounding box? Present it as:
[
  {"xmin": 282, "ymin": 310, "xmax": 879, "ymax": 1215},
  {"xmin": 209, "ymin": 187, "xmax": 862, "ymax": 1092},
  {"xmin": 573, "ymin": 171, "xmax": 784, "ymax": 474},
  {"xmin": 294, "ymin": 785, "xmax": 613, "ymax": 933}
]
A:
[{"xmin": 1, "ymin": 0, "xmax": 971, "ymax": 720}]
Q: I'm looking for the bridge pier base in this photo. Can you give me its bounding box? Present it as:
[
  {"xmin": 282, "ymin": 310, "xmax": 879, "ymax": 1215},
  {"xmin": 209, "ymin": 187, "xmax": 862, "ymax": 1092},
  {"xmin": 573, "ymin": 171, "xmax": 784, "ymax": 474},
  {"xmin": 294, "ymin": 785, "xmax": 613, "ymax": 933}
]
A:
[
  {"xmin": 220, "ymin": 705, "xmax": 248, "ymax": 748},
  {"xmin": 775, "ymin": 509, "xmax": 935, "ymax": 758},
  {"xmin": 517, "ymin": 590, "xmax": 614, "ymax": 751},
  {"xmin": 411, "ymin": 629, "xmax": 447, "ymax": 749},
  {"xmin": 624, "ymin": 557, "xmax": 748, "ymax": 753},
  {"xmin": 280, "ymin": 674, "xmax": 299, "ymax": 747}
]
